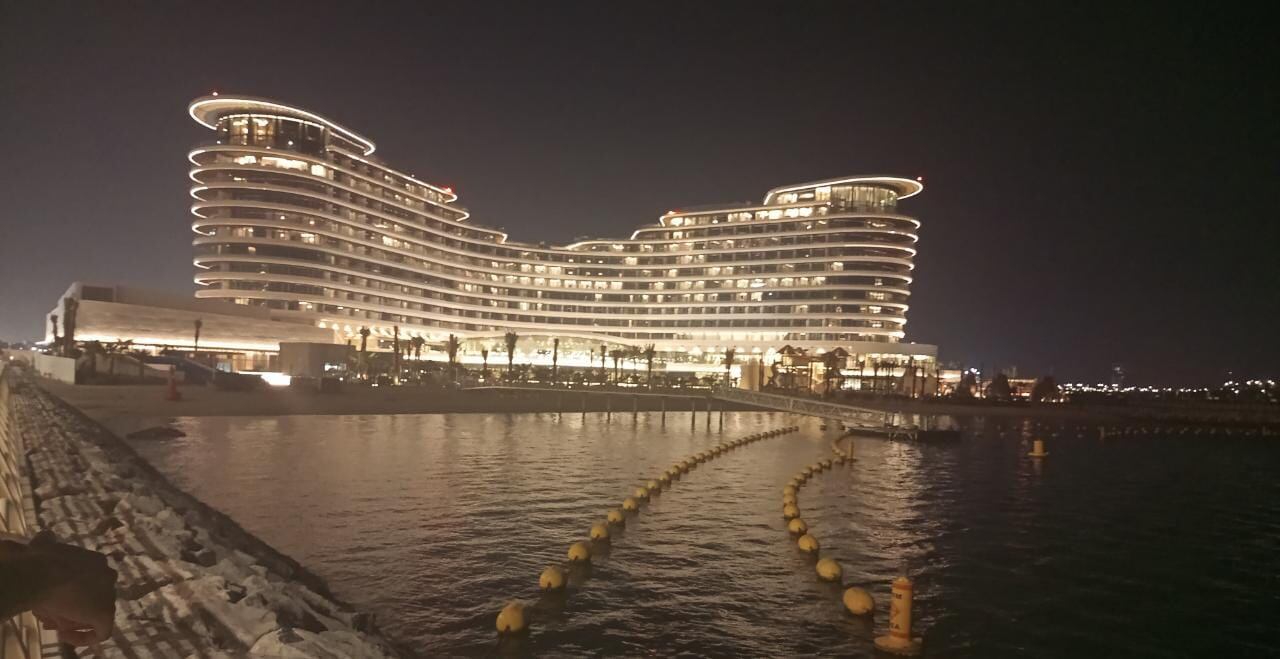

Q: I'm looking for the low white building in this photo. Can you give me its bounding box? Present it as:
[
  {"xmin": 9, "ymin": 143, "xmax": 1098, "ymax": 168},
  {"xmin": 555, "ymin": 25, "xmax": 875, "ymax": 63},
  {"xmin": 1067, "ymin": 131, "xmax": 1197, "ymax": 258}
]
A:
[{"xmin": 46, "ymin": 282, "xmax": 338, "ymax": 372}]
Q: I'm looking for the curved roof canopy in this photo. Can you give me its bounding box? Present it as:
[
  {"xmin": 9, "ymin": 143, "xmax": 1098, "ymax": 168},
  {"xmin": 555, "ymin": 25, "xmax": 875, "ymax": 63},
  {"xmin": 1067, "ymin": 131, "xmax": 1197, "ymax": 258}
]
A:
[
  {"xmin": 188, "ymin": 95, "xmax": 377, "ymax": 155},
  {"xmin": 763, "ymin": 175, "xmax": 923, "ymax": 204}
]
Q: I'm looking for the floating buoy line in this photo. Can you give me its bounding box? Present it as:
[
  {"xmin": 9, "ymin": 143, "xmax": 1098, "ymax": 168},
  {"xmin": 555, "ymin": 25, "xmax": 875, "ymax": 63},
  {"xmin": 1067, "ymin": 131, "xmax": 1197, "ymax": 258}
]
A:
[
  {"xmin": 783, "ymin": 430, "xmax": 923, "ymax": 656},
  {"xmin": 495, "ymin": 425, "xmax": 801, "ymax": 636}
]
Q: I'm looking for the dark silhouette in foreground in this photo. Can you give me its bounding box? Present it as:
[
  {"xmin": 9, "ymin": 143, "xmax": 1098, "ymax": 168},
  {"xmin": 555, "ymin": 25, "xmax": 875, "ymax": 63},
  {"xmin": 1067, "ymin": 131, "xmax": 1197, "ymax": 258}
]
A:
[{"xmin": 0, "ymin": 529, "xmax": 117, "ymax": 646}]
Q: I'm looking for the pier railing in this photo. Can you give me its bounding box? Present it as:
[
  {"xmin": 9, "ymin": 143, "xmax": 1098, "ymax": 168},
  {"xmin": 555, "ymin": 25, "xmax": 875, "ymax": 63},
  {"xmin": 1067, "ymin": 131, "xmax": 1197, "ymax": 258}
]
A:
[
  {"xmin": 1, "ymin": 364, "xmax": 58, "ymax": 659},
  {"xmin": 713, "ymin": 387, "xmax": 927, "ymax": 434}
]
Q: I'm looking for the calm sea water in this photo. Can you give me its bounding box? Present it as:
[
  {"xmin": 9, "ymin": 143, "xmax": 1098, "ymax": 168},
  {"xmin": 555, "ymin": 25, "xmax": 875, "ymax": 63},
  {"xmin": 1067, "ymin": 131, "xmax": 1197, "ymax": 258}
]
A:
[{"xmin": 129, "ymin": 412, "xmax": 1280, "ymax": 657}]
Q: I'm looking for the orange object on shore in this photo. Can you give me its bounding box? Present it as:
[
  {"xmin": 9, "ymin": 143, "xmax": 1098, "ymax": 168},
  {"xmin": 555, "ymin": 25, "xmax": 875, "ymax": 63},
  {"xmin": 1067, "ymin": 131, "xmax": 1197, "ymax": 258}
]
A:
[{"xmin": 165, "ymin": 371, "xmax": 182, "ymax": 402}]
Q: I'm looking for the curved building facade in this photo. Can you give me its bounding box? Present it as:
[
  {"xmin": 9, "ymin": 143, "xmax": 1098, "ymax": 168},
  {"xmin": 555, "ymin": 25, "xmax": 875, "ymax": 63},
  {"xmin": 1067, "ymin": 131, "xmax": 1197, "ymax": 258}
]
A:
[{"xmin": 187, "ymin": 95, "xmax": 935, "ymax": 380}]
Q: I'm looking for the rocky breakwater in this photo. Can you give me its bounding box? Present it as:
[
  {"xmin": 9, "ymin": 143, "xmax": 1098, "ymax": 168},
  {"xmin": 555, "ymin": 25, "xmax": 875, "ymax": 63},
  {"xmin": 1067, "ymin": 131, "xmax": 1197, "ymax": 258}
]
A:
[{"xmin": 1, "ymin": 368, "xmax": 405, "ymax": 658}]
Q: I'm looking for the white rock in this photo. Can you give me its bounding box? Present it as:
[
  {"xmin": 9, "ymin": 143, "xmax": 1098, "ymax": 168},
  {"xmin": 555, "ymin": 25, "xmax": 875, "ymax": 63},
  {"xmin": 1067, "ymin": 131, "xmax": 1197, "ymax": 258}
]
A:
[
  {"xmin": 133, "ymin": 575, "xmax": 278, "ymax": 649},
  {"xmin": 155, "ymin": 508, "xmax": 187, "ymax": 532},
  {"xmin": 117, "ymin": 492, "xmax": 166, "ymax": 517},
  {"xmin": 250, "ymin": 627, "xmax": 393, "ymax": 659},
  {"xmin": 208, "ymin": 557, "xmax": 257, "ymax": 583}
]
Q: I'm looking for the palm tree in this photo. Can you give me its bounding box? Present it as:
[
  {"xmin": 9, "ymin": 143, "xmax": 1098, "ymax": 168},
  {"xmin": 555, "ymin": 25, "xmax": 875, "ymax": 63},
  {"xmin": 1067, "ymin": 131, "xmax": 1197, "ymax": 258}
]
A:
[
  {"xmin": 445, "ymin": 334, "xmax": 461, "ymax": 383},
  {"xmin": 821, "ymin": 350, "xmax": 841, "ymax": 395},
  {"xmin": 627, "ymin": 346, "xmax": 642, "ymax": 375},
  {"xmin": 392, "ymin": 326, "xmax": 401, "ymax": 383},
  {"xmin": 723, "ymin": 348, "xmax": 737, "ymax": 388},
  {"xmin": 410, "ymin": 335, "xmax": 425, "ymax": 360},
  {"xmin": 480, "ymin": 347, "xmax": 490, "ymax": 381},
  {"xmin": 192, "ymin": 318, "xmax": 203, "ymax": 360},
  {"xmin": 503, "ymin": 331, "xmax": 518, "ymax": 380},
  {"xmin": 642, "ymin": 344, "xmax": 657, "ymax": 389},
  {"xmin": 48, "ymin": 314, "xmax": 59, "ymax": 354},
  {"xmin": 551, "ymin": 338, "xmax": 560, "ymax": 384},
  {"xmin": 358, "ymin": 327, "xmax": 371, "ymax": 380},
  {"xmin": 608, "ymin": 349, "xmax": 625, "ymax": 384},
  {"xmin": 62, "ymin": 297, "xmax": 78, "ymax": 357}
]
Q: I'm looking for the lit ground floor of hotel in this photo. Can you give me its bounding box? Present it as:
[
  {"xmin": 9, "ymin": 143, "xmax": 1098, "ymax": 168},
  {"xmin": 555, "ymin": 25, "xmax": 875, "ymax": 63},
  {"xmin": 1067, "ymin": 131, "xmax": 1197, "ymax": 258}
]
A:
[{"xmin": 40, "ymin": 282, "xmax": 938, "ymax": 394}]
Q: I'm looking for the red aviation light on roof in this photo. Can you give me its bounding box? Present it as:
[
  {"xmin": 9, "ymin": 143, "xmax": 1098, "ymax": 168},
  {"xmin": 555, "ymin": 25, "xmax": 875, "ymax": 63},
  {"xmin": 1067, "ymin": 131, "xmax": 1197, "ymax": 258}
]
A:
[{"xmin": 443, "ymin": 186, "xmax": 454, "ymax": 194}]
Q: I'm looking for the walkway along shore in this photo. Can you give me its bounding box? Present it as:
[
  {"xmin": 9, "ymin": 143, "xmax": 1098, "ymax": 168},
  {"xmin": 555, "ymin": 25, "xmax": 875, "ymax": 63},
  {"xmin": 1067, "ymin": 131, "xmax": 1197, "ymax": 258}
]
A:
[
  {"xmin": 38, "ymin": 380, "xmax": 752, "ymax": 439},
  {"xmin": 1, "ymin": 365, "xmax": 406, "ymax": 658}
]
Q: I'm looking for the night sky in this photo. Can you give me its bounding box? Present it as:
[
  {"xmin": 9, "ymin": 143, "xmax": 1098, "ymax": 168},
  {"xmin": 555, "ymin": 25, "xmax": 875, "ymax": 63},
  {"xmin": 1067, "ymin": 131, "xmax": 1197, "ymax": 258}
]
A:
[{"xmin": 1, "ymin": 2, "xmax": 1276, "ymax": 385}]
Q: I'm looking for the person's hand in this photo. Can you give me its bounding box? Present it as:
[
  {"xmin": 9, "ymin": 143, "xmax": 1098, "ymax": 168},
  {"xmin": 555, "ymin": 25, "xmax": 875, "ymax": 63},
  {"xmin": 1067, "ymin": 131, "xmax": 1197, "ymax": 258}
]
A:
[{"xmin": 25, "ymin": 530, "xmax": 117, "ymax": 646}]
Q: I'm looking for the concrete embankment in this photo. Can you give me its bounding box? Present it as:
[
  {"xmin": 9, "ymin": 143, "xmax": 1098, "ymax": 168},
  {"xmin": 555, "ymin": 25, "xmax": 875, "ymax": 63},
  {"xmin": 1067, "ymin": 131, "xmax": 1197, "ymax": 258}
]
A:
[
  {"xmin": 1, "ymin": 366, "xmax": 406, "ymax": 658},
  {"xmin": 39, "ymin": 380, "xmax": 746, "ymax": 438}
]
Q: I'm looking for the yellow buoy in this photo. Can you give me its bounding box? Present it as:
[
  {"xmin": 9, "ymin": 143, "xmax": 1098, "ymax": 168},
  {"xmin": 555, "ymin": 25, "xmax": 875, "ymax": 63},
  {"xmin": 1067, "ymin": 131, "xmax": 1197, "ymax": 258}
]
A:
[
  {"xmin": 607, "ymin": 508, "xmax": 625, "ymax": 525},
  {"xmin": 821, "ymin": 458, "xmax": 833, "ymax": 469},
  {"xmin": 842, "ymin": 587, "xmax": 874, "ymax": 615},
  {"xmin": 787, "ymin": 517, "xmax": 808, "ymax": 535},
  {"xmin": 803, "ymin": 467, "xmax": 814, "ymax": 478},
  {"xmin": 568, "ymin": 541, "xmax": 592, "ymax": 563},
  {"xmin": 874, "ymin": 576, "xmax": 923, "ymax": 655},
  {"xmin": 1029, "ymin": 439, "xmax": 1049, "ymax": 457},
  {"xmin": 496, "ymin": 601, "xmax": 526, "ymax": 633},
  {"xmin": 816, "ymin": 557, "xmax": 842, "ymax": 582},
  {"xmin": 810, "ymin": 463, "xmax": 822, "ymax": 473},
  {"xmin": 590, "ymin": 522, "xmax": 610, "ymax": 542},
  {"xmin": 647, "ymin": 479, "xmax": 660, "ymax": 492},
  {"xmin": 783, "ymin": 485, "xmax": 797, "ymax": 497},
  {"xmin": 783, "ymin": 493, "xmax": 797, "ymax": 506},
  {"xmin": 635, "ymin": 487, "xmax": 650, "ymax": 500},
  {"xmin": 783, "ymin": 503, "xmax": 800, "ymax": 519},
  {"xmin": 789, "ymin": 478, "xmax": 801, "ymax": 488},
  {"xmin": 659, "ymin": 473, "xmax": 671, "ymax": 485},
  {"xmin": 539, "ymin": 566, "xmax": 566, "ymax": 591},
  {"xmin": 797, "ymin": 533, "xmax": 819, "ymax": 553},
  {"xmin": 622, "ymin": 497, "xmax": 639, "ymax": 512}
]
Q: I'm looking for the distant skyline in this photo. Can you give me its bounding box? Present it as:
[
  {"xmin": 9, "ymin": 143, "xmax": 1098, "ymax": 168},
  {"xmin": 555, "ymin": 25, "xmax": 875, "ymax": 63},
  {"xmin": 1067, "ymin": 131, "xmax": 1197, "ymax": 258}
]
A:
[{"xmin": 1, "ymin": 1, "xmax": 1276, "ymax": 384}]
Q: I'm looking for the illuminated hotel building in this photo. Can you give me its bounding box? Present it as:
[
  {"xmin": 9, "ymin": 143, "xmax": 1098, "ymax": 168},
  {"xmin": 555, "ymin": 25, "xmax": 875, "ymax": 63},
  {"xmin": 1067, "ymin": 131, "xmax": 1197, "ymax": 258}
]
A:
[{"xmin": 185, "ymin": 95, "xmax": 936, "ymax": 386}]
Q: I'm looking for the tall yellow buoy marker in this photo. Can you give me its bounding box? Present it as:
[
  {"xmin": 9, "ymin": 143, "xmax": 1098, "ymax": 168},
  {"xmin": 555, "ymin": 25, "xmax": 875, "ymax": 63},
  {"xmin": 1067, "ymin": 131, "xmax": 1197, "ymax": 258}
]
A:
[
  {"xmin": 874, "ymin": 576, "xmax": 922, "ymax": 655},
  {"xmin": 1029, "ymin": 438, "xmax": 1049, "ymax": 457}
]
